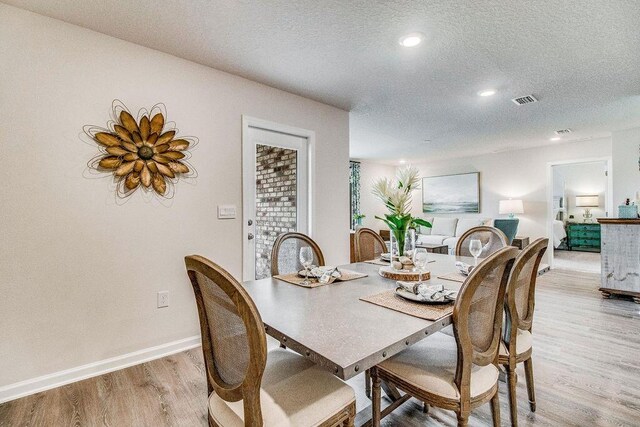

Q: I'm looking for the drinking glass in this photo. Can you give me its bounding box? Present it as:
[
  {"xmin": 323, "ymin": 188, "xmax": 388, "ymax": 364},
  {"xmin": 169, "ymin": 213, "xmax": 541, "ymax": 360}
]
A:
[
  {"xmin": 469, "ymin": 239, "xmax": 483, "ymax": 266},
  {"xmin": 299, "ymin": 247, "xmax": 314, "ymax": 285},
  {"xmin": 413, "ymin": 248, "xmax": 429, "ymax": 283}
]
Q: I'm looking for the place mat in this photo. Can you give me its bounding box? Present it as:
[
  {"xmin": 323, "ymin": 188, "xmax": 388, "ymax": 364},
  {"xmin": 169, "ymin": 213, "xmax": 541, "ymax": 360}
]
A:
[
  {"xmin": 274, "ymin": 269, "xmax": 368, "ymax": 288},
  {"xmin": 437, "ymin": 272, "xmax": 468, "ymax": 283},
  {"xmin": 364, "ymin": 258, "xmax": 390, "ymax": 266},
  {"xmin": 360, "ymin": 290, "xmax": 453, "ymax": 321}
]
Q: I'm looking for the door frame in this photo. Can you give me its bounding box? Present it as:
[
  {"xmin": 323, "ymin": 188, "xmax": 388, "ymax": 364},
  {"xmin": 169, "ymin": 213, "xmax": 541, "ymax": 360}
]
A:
[
  {"xmin": 546, "ymin": 156, "xmax": 612, "ymax": 269},
  {"xmin": 241, "ymin": 115, "xmax": 316, "ymax": 281}
]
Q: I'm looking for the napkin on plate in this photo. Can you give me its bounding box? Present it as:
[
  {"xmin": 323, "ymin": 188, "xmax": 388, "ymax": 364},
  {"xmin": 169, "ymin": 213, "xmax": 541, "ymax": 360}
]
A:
[
  {"xmin": 396, "ymin": 281, "xmax": 458, "ymax": 302},
  {"xmin": 316, "ymin": 267, "xmax": 342, "ymax": 284},
  {"xmin": 455, "ymin": 261, "xmax": 474, "ymax": 276}
]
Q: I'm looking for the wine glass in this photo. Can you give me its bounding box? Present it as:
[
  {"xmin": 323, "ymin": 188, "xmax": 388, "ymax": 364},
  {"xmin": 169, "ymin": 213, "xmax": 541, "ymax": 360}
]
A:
[
  {"xmin": 299, "ymin": 247, "xmax": 314, "ymax": 285},
  {"xmin": 469, "ymin": 239, "xmax": 483, "ymax": 266},
  {"xmin": 413, "ymin": 248, "xmax": 429, "ymax": 283}
]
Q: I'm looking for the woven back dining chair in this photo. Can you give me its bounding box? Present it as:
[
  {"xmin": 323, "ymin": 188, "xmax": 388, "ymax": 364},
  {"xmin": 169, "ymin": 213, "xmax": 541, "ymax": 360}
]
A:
[
  {"xmin": 354, "ymin": 227, "xmax": 387, "ymax": 262},
  {"xmin": 500, "ymin": 238, "xmax": 548, "ymax": 426},
  {"xmin": 371, "ymin": 246, "xmax": 518, "ymax": 427},
  {"xmin": 456, "ymin": 226, "xmax": 509, "ymax": 258},
  {"xmin": 185, "ymin": 255, "xmax": 356, "ymax": 427},
  {"xmin": 271, "ymin": 232, "xmax": 325, "ymax": 276},
  {"xmin": 185, "ymin": 255, "xmax": 267, "ymax": 425}
]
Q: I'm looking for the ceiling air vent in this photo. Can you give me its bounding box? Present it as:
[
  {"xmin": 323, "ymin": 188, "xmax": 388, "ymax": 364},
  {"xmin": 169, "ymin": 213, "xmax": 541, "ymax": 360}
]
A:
[
  {"xmin": 555, "ymin": 129, "xmax": 572, "ymax": 135},
  {"xmin": 511, "ymin": 95, "xmax": 538, "ymax": 105}
]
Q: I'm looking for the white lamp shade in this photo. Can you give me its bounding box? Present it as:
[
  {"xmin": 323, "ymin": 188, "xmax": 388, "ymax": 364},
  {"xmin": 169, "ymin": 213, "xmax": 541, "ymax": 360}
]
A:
[
  {"xmin": 575, "ymin": 195, "xmax": 599, "ymax": 207},
  {"xmin": 499, "ymin": 199, "xmax": 524, "ymax": 215}
]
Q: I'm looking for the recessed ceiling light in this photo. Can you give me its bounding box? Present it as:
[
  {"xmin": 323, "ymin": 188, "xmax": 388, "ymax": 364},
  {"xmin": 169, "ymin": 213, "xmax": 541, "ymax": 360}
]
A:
[
  {"xmin": 550, "ymin": 137, "xmax": 561, "ymax": 141},
  {"xmin": 478, "ymin": 89, "xmax": 496, "ymax": 97},
  {"xmin": 399, "ymin": 32, "xmax": 424, "ymax": 48},
  {"xmin": 399, "ymin": 159, "xmax": 406, "ymax": 164}
]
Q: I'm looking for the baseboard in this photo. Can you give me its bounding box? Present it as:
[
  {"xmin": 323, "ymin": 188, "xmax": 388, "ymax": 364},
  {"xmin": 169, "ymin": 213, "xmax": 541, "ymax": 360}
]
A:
[{"xmin": 0, "ymin": 335, "xmax": 201, "ymax": 404}]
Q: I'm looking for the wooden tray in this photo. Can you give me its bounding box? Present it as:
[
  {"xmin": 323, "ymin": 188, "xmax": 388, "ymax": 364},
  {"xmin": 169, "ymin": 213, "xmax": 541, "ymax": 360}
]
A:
[{"xmin": 378, "ymin": 266, "xmax": 430, "ymax": 282}]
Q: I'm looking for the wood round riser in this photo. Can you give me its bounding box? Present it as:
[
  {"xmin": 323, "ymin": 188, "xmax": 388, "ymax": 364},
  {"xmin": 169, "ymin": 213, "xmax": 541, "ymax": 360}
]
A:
[{"xmin": 378, "ymin": 266, "xmax": 431, "ymax": 282}]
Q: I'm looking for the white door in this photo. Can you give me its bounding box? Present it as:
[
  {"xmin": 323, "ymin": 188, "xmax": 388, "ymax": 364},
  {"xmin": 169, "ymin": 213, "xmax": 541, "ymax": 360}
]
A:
[{"xmin": 242, "ymin": 120, "xmax": 309, "ymax": 280}]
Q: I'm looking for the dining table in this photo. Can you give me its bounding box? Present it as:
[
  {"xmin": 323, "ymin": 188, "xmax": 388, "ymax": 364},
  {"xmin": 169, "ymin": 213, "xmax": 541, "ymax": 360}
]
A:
[{"xmin": 241, "ymin": 252, "xmax": 473, "ymax": 425}]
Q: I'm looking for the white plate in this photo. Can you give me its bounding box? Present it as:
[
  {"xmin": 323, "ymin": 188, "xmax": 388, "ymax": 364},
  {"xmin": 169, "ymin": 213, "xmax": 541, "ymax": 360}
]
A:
[{"xmin": 394, "ymin": 288, "xmax": 454, "ymax": 304}]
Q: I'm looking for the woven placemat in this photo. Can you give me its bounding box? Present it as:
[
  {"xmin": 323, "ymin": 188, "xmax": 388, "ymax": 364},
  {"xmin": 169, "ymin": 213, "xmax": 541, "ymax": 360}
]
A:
[
  {"xmin": 364, "ymin": 258, "xmax": 389, "ymax": 266},
  {"xmin": 360, "ymin": 290, "xmax": 453, "ymax": 321},
  {"xmin": 275, "ymin": 269, "xmax": 368, "ymax": 288},
  {"xmin": 437, "ymin": 272, "xmax": 467, "ymax": 283}
]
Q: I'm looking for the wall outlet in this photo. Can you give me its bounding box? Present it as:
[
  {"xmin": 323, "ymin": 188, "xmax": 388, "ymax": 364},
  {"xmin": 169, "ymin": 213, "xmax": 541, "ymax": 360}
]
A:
[{"xmin": 157, "ymin": 291, "xmax": 169, "ymax": 308}]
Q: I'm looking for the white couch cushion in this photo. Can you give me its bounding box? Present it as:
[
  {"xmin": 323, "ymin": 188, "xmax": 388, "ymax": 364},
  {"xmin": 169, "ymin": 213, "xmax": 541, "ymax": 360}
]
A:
[
  {"xmin": 378, "ymin": 332, "xmax": 499, "ymax": 400},
  {"xmin": 417, "ymin": 217, "xmax": 434, "ymax": 235},
  {"xmin": 209, "ymin": 348, "xmax": 355, "ymax": 426},
  {"xmin": 455, "ymin": 218, "xmax": 487, "ymax": 237},
  {"xmin": 431, "ymin": 218, "xmax": 458, "ymax": 237},
  {"xmin": 442, "ymin": 237, "xmax": 459, "ymax": 252},
  {"xmin": 418, "ymin": 235, "xmax": 447, "ymax": 245}
]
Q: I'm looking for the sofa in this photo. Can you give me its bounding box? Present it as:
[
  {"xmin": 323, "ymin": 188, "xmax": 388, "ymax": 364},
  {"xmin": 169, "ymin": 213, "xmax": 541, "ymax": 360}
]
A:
[{"xmin": 416, "ymin": 217, "xmax": 492, "ymax": 253}]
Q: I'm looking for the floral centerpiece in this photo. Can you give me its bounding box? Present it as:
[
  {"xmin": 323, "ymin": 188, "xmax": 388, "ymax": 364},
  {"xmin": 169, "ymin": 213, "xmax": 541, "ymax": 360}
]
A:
[{"xmin": 372, "ymin": 166, "xmax": 432, "ymax": 257}]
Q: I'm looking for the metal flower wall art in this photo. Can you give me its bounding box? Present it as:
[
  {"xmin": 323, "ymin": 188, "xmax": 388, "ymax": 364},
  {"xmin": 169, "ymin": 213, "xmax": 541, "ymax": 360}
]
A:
[{"xmin": 84, "ymin": 101, "xmax": 197, "ymax": 199}]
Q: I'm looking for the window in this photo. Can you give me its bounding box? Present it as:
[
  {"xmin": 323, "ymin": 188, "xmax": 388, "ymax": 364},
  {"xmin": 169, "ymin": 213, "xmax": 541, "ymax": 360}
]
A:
[{"xmin": 349, "ymin": 161, "xmax": 361, "ymax": 230}]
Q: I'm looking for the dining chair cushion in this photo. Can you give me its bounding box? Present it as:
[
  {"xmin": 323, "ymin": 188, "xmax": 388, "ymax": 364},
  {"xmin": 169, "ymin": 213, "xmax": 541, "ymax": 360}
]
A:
[
  {"xmin": 378, "ymin": 332, "xmax": 499, "ymax": 400},
  {"xmin": 208, "ymin": 348, "xmax": 355, "ymax": 427},
  {"xmin": 499, "ymin": 329, "xmax": 533, "ymax": 357}
]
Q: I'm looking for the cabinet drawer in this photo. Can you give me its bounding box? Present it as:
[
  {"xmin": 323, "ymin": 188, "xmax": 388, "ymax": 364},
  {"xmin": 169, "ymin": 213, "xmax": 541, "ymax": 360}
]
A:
[
  {"xmin": 571, "ymin": 239, "xmax": 600, "ymax": 246},
  {"xmin": 569, "ymin": 224, "xmax": 600, "ymax": 231},
  {"xmin": 569, "ymin": 231, "xmax": 600, "ymax": 238}
]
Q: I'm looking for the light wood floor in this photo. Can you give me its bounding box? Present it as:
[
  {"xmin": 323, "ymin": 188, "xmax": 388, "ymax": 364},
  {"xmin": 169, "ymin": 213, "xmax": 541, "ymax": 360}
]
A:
[
  {"xmin": 2, "ymin": 269, "xmax": 640, "ymax": 426},
  {"xmin": 553, "ymin": 250, "xmax": 601, "ymax": 274}
]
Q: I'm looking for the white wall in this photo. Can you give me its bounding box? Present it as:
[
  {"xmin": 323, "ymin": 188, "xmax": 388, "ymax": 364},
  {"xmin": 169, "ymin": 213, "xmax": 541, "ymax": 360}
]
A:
[
  {"xmin": 553, "ymin": 162, "xmax": 607, "ymax": 220},
  {"xmin": 408, "ymin": 138, "xmax": 612, "ymax": 243},
  {"xmin": 612, "ymin": 127, "xmax": 640, "ymax": 206},
  {"xmin": 0, "ymin": 4, "xmax": 349, "ymax": 388},
  {"xmin": 357, "ymin": 161, "xmax": 396, "ymax": 230}
]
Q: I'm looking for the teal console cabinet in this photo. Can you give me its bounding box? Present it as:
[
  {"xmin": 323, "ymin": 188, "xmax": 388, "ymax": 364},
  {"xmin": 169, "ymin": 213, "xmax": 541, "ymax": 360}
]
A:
[{"xmin": 567, "ymin": 223, "xmax": 601, "ymax": 252}]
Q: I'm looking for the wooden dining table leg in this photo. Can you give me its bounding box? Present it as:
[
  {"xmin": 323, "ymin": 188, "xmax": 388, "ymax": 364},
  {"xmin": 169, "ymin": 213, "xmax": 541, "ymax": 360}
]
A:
[
  {"xmin": 371, "ymin": 369, "xmax": 382, "ymax": 427},
  {"xmin": 365, "ymin": 369, "xmax": 371, "ymax": 398},
  {"xmin": 380, "ymin": 380, "xmax": 402, "ymax": 401}
]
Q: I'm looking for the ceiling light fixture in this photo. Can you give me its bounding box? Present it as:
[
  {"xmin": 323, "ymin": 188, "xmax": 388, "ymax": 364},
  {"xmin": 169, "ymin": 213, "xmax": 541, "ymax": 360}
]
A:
[
  {"xmin": 550, "ymin": 137, "xmax": 561, "ymax": 141},
  {"xmin": 478, "ymin": 89, "xmax": 496, "ymax": 97},
  {"xmin": 399, "ymin": 159, "xmax": 407, "ymax": 164},
  {"xmin": 399, "ymin": 32, "xmax": 424, "ymax": 48}
]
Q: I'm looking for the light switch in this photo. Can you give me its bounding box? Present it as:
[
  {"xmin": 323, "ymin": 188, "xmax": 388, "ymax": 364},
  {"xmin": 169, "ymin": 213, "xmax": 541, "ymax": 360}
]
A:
[{"xmin": 217, "ymin": 205, "xmax": 237, "ymax": 219}]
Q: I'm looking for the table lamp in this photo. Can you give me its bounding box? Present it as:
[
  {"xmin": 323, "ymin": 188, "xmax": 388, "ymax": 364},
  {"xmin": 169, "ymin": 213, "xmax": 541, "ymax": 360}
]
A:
[
  {"xmin": 575, "ymin": 195, "xmax": 599, "ymax": 222},
  {"xmin": 499, "ymin": 199, "xmax": 524, "ymax": 219}
]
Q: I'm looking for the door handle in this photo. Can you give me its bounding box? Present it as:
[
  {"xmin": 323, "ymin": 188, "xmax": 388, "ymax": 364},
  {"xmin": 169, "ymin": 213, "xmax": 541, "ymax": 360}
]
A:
[{"xmin": 248, "ymin": 233, "xmax": 254, "ymax": 240}]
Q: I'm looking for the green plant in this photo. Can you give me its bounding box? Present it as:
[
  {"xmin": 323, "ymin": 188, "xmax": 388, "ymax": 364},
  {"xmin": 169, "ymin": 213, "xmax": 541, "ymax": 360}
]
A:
[
  {"xmin": 372, "ymin": 166, "xmax": 431, "ymax": 256},
  {"xmin": 353, "ymin": 213, "xmax": 366, "ymax": 220}
]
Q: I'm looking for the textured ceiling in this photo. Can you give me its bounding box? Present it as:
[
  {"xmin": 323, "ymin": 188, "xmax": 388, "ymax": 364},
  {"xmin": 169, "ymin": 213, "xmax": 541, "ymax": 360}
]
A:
[{"xmin": 4, "ymin": 0, "xmax": 640, "ymax": 161}]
